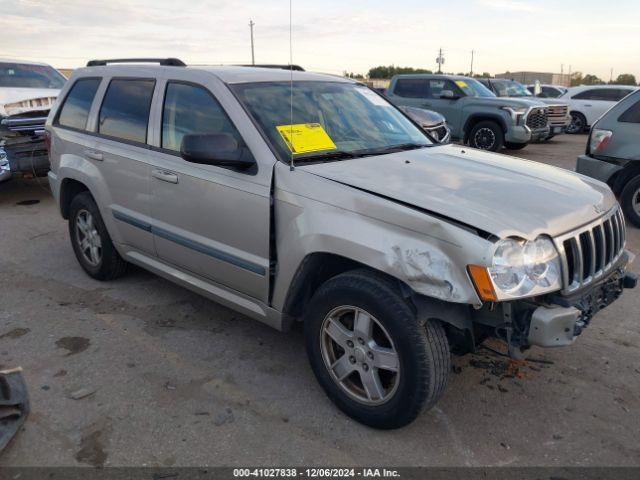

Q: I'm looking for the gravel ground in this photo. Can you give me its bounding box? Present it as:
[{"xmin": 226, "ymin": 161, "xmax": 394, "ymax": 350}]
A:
[{"xmin": 0, "ymin": 134, "xmax": 638, "ymax": 467}]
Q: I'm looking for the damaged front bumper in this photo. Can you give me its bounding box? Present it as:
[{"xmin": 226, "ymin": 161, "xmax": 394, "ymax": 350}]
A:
[
  {"xmin": 468, "ymin": 251, "xmax": 636, "ymax": 355},
  {"xmin": 0, "ymin": 110, "xmax": 50, "ymax": 179},
  {"xmin": 0, "ymin": 147, "xmax": 10, "ymax": 182}
]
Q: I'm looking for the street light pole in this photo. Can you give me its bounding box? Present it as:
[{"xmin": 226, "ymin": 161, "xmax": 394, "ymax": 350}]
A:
[{"xmin": 249, "ymin": 20, "xmax": 255, "ymax": 65}]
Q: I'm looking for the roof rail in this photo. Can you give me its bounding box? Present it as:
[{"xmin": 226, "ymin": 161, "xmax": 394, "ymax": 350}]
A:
[
  {"xmin": 86, "ymin": 58, "xmax": 186, "ymax": 67},
  {"xmin": 238, "ymin": 64, "xmax": 305, "ymax": 71}
]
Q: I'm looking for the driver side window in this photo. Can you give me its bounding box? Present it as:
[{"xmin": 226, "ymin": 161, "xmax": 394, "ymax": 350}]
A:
[
  {"xmin": 428, "ymin": 79, "xmax": 460, "ymax": 99},
  {"xmin": 161, "ymin": 82, "xmax": 244, "ymax": 152}
]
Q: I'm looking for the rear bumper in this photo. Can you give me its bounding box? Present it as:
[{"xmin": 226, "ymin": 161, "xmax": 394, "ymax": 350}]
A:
[
  {"xmin": 576, "ymin": 154, "xmax": 623, "ymax": 184},
  {"xmin": 4, "ymin": 136, "xmax": 49, "ymax": 176}
]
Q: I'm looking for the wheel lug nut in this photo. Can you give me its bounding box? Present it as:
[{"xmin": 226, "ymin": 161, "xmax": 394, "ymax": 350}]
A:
[
  {"xmin": 349, "ymin": 356, "xmax": 356, "ymax": 364},
  {"xmin": 367, "ymin": 351, "xmax": 374, "ymax": 359},
  {"xmin": 357, "ymin": 337, "xmax": 364, "ymax": 345},
  {"xmin": 346, "ymin": 340, "xmax": 354, "ymax": 348},
  {"xmin": 362, "ymin": 363, "xmax": 369, "ymax": 371}
]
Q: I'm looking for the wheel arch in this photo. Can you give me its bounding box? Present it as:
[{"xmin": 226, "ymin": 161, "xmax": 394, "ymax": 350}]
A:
[
  {"xmin": 282, "ymin": 253, "xmax": 403, "ymax": 320},
  {"xmin": 609, "ymin": 162, "xmax": 640, "ymax": 196},
  {"xmin": 59, "ymin": 177, "xmax": 92, "ymax": 219},
  {"xmin": 463, "ymin": 114, "xmax": 507, "ymax": 143}
]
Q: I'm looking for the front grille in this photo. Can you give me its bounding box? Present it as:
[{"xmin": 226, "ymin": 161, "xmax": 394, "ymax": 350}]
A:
[
  {"xmin": 425, "ymin": 123, "xmax": 448, "ymax": 142},
  {"xmin": 555, "ymin": 207, "xmax": 626, "ymax": 293},
  {"xmin": 546, "ymin": 104, "xmax": 568, "ymax": 127},
  {"xmin": 526, "ymin": 107, "xmax": 548, "ymax": 130}
]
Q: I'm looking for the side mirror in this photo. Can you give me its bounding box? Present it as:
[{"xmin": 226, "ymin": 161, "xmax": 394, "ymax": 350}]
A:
[
  {"xmin": 440, "ymin": 90, "xmax": 459, "ymax": 100},
  {"xmin": 180, "ymin": 133, "xmax": 254, "ymax": 169}
]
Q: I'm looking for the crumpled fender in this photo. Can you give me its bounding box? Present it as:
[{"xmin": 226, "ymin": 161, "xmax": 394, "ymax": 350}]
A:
[{"xmin": 271, "ymin": 164, "xmax": 489, "ymax": 309}]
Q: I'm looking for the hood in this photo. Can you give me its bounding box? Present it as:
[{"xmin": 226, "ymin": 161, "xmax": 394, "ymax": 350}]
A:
[
  {"xmin": 0, "ymin": 87, "xmax": 59, "ymax": 116},
  {"xmin": 536, "ymin": 99, "xmax": 569, "ymax": 107},
  {"xmin": 299, "ymin": 145, "xmax": 616, "ymax": 239},
  {"xmin": 397, "ymin": 106, "xmax": 445, "ymax": 126}
]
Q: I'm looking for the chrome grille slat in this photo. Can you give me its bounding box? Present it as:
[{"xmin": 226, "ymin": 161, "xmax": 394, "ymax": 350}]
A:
[
  {"xmin": 554, "ymin": 206, "xmax": 626, "ymax": 294},
  {"xmin": 587, "ymin": 230, "xmax": 596, "ymax": 279}
]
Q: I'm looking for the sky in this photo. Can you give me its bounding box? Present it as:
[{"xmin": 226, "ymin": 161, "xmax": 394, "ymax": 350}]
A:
[{"xmin": 1, "ymin": 0, "xmax": 639, "ymax": 81}]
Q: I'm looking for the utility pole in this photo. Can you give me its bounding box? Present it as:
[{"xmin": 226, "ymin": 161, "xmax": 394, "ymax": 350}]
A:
[
  {"xmin": 610, "ymin": 68, "xmax": 613, "ymax": 83},
  {"xmin": 436, "ymin": 48, "xmax": 444, "ymax": 74},
  {"xmin": 470, "ymin": 50, "xmax": 474, "ymax": 76},
  {"xmin": 249, "ymin": 19, "xmax": 255, "ymax": 65}
]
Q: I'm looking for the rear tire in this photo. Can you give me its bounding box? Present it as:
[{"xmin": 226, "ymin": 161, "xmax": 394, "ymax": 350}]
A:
[
  {"xmin": 567, "ymin": 112, "xmax": 587, "ymax": 134},
  {"xmin": 621, "ymin": 175, "xmax": 640, "ymax": 228},
  {"xmin": 304, "ymin": 270, "xmax": 450, "ymax": 429},
  {"xmin": 468, "ymin": 121, "xmax": 504, "ymax": 151},
  {"xmin": 68, "ymin": 192, "xmax": 128, "ymax": 280},
  {"xmin": 504, "ymin": 141, "xmax": 528, "ymax": 150}
]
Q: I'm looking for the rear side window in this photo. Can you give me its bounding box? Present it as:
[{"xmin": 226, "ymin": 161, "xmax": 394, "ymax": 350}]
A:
[
  {"xmin": 57, "ymin": 78, "xmax": 101, "ymax": 130},
  {"xmin": 161, "ymin": 82, "xmax": 244, "ymax": 152},
  {"xmin": 393, "ymin": 79, "xmax": 429, "ymax": 98},
  {"xmin": 618, "ymin": 98, "xmax": 640, "ymax": 123},
  {"xmin": 98, "ymin": 78, "xmax": 155, "ymax": 143},
  {"xmin": 573, "ymin": 88, "xmax": 632, "ymax": 101}
]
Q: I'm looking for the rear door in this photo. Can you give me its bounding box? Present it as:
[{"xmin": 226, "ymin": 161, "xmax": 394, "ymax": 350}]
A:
[
  {"xmin": 92, "ymin": 77, "xmax": 156, "ymax": 255},
  {"xmin": 146, "ymin": 75, "xmax": 271, "ymax": 302}
]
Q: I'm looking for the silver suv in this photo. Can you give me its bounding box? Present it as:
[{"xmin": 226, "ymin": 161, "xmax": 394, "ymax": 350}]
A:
[{"xmin": 46, "ymin": 59, "xmax": 636, "ymax": 429}]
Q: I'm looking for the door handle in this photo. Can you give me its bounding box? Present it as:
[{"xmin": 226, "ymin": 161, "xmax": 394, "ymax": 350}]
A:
[
  {"xmin": 584, "ymin": 104, "xmax": 592, "ymax": 107},
  {"xmin": 84, "ymin": 150, "xmax": 103, "ymax": 161},
  {"xmin": 152, "ymin": 169, "xmax": 179, "ymax": 184}
]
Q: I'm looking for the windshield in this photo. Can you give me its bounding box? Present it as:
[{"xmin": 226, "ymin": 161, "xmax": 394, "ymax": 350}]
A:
[
  {"xmin": 493, "ymin": 80, "xmax": 532, "ymax": 97},
  {"xmin": 231, "ymin": 81, "xmax": 431, "ymax": 162},
  {"xmin": 455, "ymin": 78, "xmax": 495, "ymax": 98},
  {"xmin": 0, "ymin": 62, "xmax": 66, "ymax": 89}
]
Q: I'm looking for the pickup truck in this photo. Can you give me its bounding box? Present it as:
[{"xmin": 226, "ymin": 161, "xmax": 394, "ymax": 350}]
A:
[
  {"xmin": 386, "ymin": 74, "xmax": 550, "ymax": 151},
  {"xmin": 0, "ymin": 59, "xmax": 65, "ymax": 182}
]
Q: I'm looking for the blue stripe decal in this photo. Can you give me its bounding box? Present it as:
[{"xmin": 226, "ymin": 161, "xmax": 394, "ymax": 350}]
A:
[
  {"xmin": 112, "ymin": 210, "xmax": 152, "ymax": 232},
  {"xmin": 112, "ymin": 211, "xmax": 265, "ymax": 276}
]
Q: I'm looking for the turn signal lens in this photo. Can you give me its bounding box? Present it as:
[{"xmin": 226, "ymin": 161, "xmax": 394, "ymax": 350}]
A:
[{"xmin": 467, "ymin": 264, "xmax": 498, "ymax": 302}]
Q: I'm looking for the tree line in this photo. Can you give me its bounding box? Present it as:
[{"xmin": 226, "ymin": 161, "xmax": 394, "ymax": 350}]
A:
[{"xmin": 361, "ymin": 65, "xmax": 638, "ymax": 86}]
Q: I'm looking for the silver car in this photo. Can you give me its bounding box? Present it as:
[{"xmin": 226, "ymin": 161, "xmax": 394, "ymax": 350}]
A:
[{"xmin": 46, "ymin": 59, "xmax": 636, "ymax": 429}]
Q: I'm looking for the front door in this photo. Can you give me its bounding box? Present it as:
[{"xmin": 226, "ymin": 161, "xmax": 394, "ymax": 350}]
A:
[{"xmin": 148, "ymin": 80, "xmax": 271, "ymax": 302}]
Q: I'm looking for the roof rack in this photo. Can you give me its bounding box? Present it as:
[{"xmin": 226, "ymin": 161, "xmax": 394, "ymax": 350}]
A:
[
  {"xmin": 238, "ymin": 64, "xmax": 305, "ymax": 71},
  {"xmin": 86, "ymin": 58, "xmax": 186, "ymax": 67}
]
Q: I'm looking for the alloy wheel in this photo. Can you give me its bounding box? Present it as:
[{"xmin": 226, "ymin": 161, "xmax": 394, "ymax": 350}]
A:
[
  {"xmin": 473, "ymin": 127, "xmax": 496, "ymax": 150},
  {"xmin": 320, "ymin": 306, "xmax": 400, "ymax": 405},
  {"xmin": 75, "ymin": 209, "xmax": 102, "ymax": 266},
  {"xmin": 567, "ymin": 113, "xmax": 584, "ymax": 134}
]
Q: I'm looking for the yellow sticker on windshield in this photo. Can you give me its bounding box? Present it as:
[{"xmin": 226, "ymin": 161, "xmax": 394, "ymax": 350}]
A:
[
  {"xmin": 276, "ymin": 123, "xmax": 337, "ymax": 154},
  {"xmin": 455, "ymin": 80, "xmax": 468, "ymax": 88}
]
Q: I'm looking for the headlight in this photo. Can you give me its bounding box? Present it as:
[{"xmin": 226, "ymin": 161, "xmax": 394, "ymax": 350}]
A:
[
  {"xmin": 469, "ymin": 236, "xmax": 562, "ymax": 301},
  {"xmin": 501, "ymin": 106, "xmax": 527, "ymax": 124}
]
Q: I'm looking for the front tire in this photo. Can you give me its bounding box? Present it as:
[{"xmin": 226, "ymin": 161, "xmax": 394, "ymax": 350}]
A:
[
  {"xmin": 68, "ymin": 192, "xmax": 128, "ymax": 280},
  {"xmin": 621, "ymin": 175, "xmax": 640, "ymax": 227},
  {"xmin": 504, "ymin": 141, "xmax": 528, "ymax": 150},
  {"xmin": 468, "ymin": 121, "xmax": 504, "ymax": 151},
  {"xmin": 304, "ymin": 270, "xmax": 450, "ymax": 429}
]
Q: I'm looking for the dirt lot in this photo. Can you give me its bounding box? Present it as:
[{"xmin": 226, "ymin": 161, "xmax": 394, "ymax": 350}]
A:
[{"xmin": 0, "ymin": 134, "xmax": 639, "ymax": 467}]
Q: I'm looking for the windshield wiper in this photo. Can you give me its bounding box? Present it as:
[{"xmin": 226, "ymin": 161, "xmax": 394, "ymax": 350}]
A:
[
  {"xmin": 293, "ymin": 150, "xmax": 360, "ymax": 163},
  {"xmin": 358, "ymin": 143, "xmax": 429, "ymax": 156}
]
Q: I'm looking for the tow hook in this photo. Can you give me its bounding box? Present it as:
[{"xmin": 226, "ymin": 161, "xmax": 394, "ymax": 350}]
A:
[{"xmin": 623, "ymin": 272, "xmax": 637, "ymax": 290}]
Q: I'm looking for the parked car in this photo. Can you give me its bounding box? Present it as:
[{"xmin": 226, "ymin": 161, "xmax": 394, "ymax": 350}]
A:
[
  {"xmin": 478, "ymin": 78, "xmax": 570, "ymax": 139},
  {"xmin": 561, "ymin": 85, "xmax": 638, "ymax": 134},
  {"xmin": 0, "ymin": 59, "xmax": 66, "ymax": 182},
  {"xmin": 47, "ymin": 59, "xmax": 636, "ymax": 429},
  {"xmin": 576, "ymin": 89, "xmax": 640, "ymax": 227},
  {"xmin": 386, "ymin": 74, "xmax": 550, "ymax": 151},
  {"xmin": 397, "ymin": 105, "xmax": 451, "ymax": 143},
  {"xmin": 526, "ymin": 84, "xmax": 567, "ymax": 99}
]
